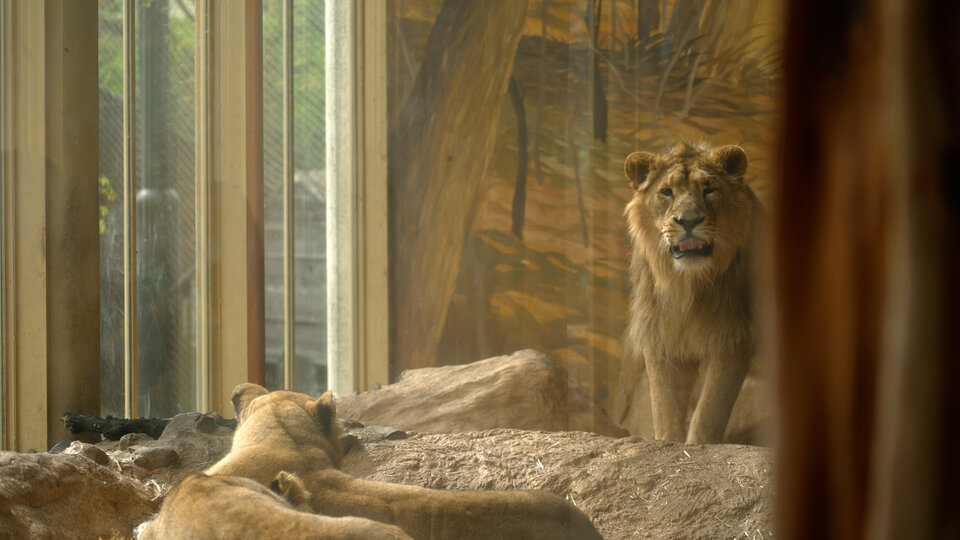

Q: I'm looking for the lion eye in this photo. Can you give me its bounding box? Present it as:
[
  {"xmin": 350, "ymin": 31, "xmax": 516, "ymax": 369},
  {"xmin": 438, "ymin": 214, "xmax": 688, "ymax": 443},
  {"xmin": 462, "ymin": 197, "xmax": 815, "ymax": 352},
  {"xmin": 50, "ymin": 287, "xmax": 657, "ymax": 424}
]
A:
[
  {"xmin": 703, "ymin": 187, "xmax": 716, "ymax": 196},
  {"xmin": 660, "ymin": 188, "xmax": 673, "ymax": 197}
]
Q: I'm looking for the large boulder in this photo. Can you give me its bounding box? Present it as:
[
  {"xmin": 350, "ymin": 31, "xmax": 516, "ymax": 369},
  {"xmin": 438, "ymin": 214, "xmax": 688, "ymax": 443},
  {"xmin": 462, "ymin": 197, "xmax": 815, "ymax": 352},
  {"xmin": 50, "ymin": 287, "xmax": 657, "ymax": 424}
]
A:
[
  {"xmin": 0, "ymin": 451, "xmax": 160, "ymax": 538},
  {"xmin": 337, "ymin": 350, "xmax": 628, "ymax": 437},
  {"xmin": 342, "ymin": 427, "xmax": 773, "ymax": 540}
]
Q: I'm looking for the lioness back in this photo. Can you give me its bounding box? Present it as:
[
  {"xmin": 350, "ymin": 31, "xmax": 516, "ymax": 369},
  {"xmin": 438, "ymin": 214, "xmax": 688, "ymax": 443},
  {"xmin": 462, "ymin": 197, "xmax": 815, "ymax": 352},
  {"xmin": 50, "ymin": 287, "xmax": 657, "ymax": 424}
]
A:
[
  {"xmin": 138, "ymin": 473, "xmax": 411, "ymax": 540},
  {"xmin": 204, "ymin": 383, "xmax": 603, "ymax": 540}
]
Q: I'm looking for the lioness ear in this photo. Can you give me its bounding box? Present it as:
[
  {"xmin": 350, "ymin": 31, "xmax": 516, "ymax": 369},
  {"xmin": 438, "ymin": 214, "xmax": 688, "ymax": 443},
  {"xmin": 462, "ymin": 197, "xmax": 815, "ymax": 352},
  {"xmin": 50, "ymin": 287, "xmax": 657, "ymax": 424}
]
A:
[
  {"xmin": 711, "ymin": 145, "xmax": 748, "ymax": 176},
  {"xmin": 231, "ymin": 383, "xmax": 268, "ymax": 422},
  {"xmin": 309, "ymin": 391, "xmax": 343, "ymax": 468},
  {"xmin": 624, "ymin": 151, "xmax": 658, "ymax": 191},
  {"xmin": 311, "ymin": 391, "xmax": 338, "ymax": 436}
]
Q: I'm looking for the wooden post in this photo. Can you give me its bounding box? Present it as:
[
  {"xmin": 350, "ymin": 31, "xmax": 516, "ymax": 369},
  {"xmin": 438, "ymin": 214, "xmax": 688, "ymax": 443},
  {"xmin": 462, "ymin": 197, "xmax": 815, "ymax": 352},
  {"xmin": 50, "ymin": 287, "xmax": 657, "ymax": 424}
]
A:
[
  {"xmin": 1, "ymin": 0, "xmax": 100, "ymax": 450},
  {"xmin": 207, "ymin": 0, "xmax": 265, "ymax": 415}
]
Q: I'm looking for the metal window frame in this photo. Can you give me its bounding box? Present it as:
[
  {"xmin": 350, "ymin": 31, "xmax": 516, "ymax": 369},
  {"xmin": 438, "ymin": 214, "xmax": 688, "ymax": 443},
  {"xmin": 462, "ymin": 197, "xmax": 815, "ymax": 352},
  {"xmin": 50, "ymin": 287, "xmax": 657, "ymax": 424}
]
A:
[
  {"xmin": 121, "ymin": 0, "xmax": 138, "ymax": 420},
  {"xmin": 0, "ymin": 0, "xmax": 7, "ymax": 451},
  {"xmin": 195, "ymin": 0, "xmax": 212, "ymax": 413},
  {"xmin": 282, "ymin": 0, "xmax": 295, "ymax": 390},
  {"xmin": 0, "ymin": 0, "xmax": 8, "ymax": 451}
]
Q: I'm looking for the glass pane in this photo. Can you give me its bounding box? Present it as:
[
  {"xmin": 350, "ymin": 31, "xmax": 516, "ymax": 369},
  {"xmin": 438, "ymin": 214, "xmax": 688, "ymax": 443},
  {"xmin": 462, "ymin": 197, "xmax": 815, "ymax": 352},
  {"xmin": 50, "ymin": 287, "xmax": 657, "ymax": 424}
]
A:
[
  {"xmin": 99, "ymin": 0, "xmax": 198, "ymax": 418},
  {"xmin": 98, "ymin": 0, "xmax": 124, "ymax": 417},
  {"xmin": 135, "ymin": 0, "xmax": 197, "ymax": 417},
  {"xmin": 292, "ymin": 0, "xmax": 326, "ymax": 397},
  {"xmin": 387, "ymin": 0, "xmax": 779, "ymax": 435},
  {"xmin": 263, "ymin": 0, "xmax": 326, "ymax": 394},
  {"xmin": 263, "ymin": 0, "xmax": 284, "ymax": 391}
]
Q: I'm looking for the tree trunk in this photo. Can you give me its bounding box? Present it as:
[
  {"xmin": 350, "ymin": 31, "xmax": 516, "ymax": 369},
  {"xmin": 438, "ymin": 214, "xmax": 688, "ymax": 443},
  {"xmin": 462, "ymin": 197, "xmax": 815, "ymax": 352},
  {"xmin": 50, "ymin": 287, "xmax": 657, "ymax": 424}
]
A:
[
  {"xmin": 531, "ymin": 0, "xmax": 549, "ymax": 186},
  {"xmin": 635, "ymin": 0, "xmax": 660, "ymax": 41},
  {"xmin": 508, "ymin": 76, "xmax": 528, "ymax": 240},
  {"xmin": 589, "ymin": 0, "xmax": 608, "ymax": 142},
  {"xmin": 389, "ymin": 0, "xmax": 530, "ymax": 371}
]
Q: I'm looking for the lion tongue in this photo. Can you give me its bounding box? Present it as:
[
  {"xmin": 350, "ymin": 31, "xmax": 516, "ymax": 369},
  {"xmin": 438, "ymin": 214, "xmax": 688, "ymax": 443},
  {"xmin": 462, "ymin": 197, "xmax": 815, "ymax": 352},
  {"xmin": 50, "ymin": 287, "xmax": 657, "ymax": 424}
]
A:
[{"xmin": 678, "ymin": 237, "xmax": 706, "ymax": 252}]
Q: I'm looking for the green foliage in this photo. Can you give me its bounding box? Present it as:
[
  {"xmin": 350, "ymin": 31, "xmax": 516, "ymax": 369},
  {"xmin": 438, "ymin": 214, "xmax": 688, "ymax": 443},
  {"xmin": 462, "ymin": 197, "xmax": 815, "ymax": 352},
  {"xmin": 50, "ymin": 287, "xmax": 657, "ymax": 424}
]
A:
[
  {"xmin": 98, "ymin": 0, "xmax": 326, "ymax": 172},
  {"xmin": 98, "ymin": 0, "xmax": 123, "ymax": 96},
  {"xmin": 262, "ymin": 0, "xmax": 326, "ymax": 171},
  {"xmin": 98, "ymin": 175, "xmax": 118, "ymax": 235}
]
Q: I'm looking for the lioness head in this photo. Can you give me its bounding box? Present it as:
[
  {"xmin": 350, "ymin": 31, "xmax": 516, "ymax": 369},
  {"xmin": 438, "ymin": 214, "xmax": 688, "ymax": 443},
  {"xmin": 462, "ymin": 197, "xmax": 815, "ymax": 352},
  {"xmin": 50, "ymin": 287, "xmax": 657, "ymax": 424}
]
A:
[
  {"xmin": 624, "ymin": 141, "xmax": 756, "ymax": 278},
  {"xmin": 229, "ymin": 383, "xmax": 343, "ymax": 468}
]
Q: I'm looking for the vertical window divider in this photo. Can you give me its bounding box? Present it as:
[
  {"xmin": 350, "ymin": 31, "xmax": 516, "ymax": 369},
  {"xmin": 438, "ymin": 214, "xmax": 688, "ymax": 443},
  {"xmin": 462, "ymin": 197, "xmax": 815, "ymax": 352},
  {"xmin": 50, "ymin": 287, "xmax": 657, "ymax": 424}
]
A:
[
  {"xmin": 282, "ymin": 0, "xmax": 295, "ymax": 391},
  {"xmin": 326, "ymin": 1, "xmax": 388, "ymax": 394},
  {"xmin": 207, "ymin": 0, "xmax": 265, "ymax": 414},
  {"xmin": 0, "ymin": 0, "xmax": 9, "ymax": 450},
  {"xmin": 122, "ymin": 0, "xmax": 139, "ymax": 419},
  {"xmin": 354, "ymin": 1, "xmax": 388, "ymax": 393},
  {"xmin": 325, "ymin": 0, "xmax": 355, "ymax": 394},
  {"xmin": 196, "ymin": 0, "xmax": 212, "ymax": 413}
]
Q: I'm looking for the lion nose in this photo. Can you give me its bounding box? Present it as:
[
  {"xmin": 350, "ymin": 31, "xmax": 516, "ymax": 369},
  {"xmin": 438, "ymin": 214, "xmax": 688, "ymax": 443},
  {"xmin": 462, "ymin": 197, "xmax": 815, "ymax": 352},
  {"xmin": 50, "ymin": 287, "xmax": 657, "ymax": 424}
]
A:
[{"xmin": 673, "ymin": 216, "xmax": 704, "ymax": 232}]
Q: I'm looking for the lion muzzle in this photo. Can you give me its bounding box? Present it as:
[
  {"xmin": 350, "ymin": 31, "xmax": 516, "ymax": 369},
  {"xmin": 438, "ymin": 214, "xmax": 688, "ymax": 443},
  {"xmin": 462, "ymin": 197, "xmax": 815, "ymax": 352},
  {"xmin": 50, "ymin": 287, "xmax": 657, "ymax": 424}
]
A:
[{"xmin": 671, "ymin": 236, "xmax": 713, "ymax": 259}]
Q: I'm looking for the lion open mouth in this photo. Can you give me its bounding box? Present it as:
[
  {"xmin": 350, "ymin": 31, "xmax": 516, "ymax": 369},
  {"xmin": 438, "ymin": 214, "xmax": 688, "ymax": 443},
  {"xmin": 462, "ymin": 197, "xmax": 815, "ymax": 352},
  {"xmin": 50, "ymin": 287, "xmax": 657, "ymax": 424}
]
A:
[{"xmin": 670, "ymin": 237, "xmax": 713, "ymax": 259}]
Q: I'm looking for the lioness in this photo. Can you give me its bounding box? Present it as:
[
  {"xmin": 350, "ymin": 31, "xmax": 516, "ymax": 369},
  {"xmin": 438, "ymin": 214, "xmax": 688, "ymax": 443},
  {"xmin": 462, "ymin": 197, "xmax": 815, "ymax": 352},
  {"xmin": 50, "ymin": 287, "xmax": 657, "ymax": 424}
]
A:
[
  {"xmin": 620, "ymin": 141, "xmax": 759, "ymax": 444},
  {"xmin": 139, "ymin": 471, "xmax": 411, "ymax": 539},
  {"xmin": 205, "ymin": 383, "xmax": 603, "ymax": 540}
]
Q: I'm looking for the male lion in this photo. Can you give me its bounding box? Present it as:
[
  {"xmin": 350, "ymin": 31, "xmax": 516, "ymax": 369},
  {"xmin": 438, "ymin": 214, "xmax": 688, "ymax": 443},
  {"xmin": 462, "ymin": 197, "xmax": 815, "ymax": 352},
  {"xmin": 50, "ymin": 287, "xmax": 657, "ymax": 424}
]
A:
[
  {"xmin": 618, "ymin": 141, "xmax": 759, "ymax": 444},
  {"xmin": 139, "ymin": 471, "xmax": 411, "ymax": 539},
  {"xmin": 204, "ymin": 383, "xmax": 603, "ymax": 540}
]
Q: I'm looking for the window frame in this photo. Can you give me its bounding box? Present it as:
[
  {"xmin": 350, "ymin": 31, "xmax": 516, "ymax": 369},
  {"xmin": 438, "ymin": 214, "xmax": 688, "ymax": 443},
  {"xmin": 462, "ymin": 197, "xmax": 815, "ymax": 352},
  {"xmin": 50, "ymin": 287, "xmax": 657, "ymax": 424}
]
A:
[
  {"xmin": 0, "ymin": 0, "xmax": 388, "ymax": 450},
  {"xmin": 0, "ymin": 0, "xmax": 389, "ymax": 451}
]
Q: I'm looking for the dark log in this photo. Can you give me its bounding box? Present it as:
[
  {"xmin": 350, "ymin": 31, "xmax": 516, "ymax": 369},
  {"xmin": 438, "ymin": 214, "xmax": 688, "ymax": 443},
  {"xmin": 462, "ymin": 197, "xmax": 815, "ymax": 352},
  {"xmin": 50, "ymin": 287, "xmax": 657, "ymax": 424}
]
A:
[
  {"xmin": 60, "ymin": 413, "xmax": 169, "ymax": 440},
  {"xmin": 60, "ymin": 412, "xmax": 237, "ymax": 440}
]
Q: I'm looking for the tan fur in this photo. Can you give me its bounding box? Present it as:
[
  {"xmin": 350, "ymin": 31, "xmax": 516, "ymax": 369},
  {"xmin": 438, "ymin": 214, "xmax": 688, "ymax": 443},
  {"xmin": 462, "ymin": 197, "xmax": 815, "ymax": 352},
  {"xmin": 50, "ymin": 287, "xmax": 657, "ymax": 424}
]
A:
[
  {"xmin": 139, "ymin": 472, "xmax": 411, "ymax": 540},
  {"xmin": 205, "ymin": 384, "xmax": 603, "ymax": 540},
  {"xmin": 621, "ymin": 141, "xmax": 759, "ymax": 444}
]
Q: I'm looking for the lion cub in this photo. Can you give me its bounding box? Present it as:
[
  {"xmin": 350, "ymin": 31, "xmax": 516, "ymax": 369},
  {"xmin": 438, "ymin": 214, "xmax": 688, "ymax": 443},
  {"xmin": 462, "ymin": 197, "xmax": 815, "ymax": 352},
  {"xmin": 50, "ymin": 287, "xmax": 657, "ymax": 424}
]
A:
[{"xmin": 620, "ymin": 141, "xmax": 759, "ymax": 444}]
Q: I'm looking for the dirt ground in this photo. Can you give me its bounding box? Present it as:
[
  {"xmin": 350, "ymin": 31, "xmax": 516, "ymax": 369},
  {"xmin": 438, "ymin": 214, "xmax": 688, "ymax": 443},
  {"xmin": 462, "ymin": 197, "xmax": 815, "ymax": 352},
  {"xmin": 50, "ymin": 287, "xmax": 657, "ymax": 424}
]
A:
[
  {"xmin": 0, "ymin": 354, "xmax": 773, "ymax": 539},
  {"xmin": 344, "ymin": 428, "xmax": 773, "ymax": 540}
]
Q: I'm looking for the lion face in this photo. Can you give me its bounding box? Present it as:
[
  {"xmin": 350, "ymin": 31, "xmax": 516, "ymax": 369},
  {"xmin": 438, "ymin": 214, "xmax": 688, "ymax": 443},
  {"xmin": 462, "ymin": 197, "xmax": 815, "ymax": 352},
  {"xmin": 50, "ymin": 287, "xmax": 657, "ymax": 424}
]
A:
[{"xmin": 624, "ymin": 142, "xmax": 756, "ymax": 278}]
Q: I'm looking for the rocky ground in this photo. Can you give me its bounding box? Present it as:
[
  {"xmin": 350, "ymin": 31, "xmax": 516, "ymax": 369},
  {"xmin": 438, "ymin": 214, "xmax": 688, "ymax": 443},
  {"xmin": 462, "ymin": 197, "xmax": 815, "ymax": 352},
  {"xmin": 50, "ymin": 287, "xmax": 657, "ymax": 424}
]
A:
[{"xmin": 0, "ymin": 351, "xmax": 774, "ymax": 539}]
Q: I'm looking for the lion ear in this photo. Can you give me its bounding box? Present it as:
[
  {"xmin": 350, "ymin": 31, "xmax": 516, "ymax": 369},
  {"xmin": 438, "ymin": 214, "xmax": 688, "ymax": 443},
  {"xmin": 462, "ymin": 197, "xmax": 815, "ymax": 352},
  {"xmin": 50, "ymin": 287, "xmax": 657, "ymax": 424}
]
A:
[
  {"xmin": 711, "ymin": 145, "xmax": 748, "ymax": 176},
  {"xmin": 231, "ymin": 383, "xmax": 268, "ymax": 422},
  {"xmin": 624, "ymin": 151, "xmax": 658, "ymax": 191},
  {"xmin": 310, "ymin": 391, "xmax": 338, "ymax": 436}
]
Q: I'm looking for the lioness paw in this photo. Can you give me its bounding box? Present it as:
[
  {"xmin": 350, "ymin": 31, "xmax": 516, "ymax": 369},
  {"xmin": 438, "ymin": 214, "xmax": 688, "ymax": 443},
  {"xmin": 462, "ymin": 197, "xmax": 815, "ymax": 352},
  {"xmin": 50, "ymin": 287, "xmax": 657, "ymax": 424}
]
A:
[{"xmin": 270, "ymin": 471, "xmax": 312, "ymax": 510}]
